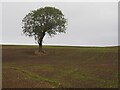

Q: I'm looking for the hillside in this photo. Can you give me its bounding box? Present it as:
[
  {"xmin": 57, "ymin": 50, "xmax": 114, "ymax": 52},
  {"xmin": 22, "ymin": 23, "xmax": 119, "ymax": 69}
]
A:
[{"xmin": 2, "ymin": 45, "xmax": 118, "ymax": 88}]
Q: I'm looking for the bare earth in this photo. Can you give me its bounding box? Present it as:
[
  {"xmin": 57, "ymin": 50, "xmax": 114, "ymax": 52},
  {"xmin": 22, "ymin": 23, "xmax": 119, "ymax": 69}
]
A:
[{"xmin": 2, "ymin": 45, "xmax": 118, "ymax": 88}]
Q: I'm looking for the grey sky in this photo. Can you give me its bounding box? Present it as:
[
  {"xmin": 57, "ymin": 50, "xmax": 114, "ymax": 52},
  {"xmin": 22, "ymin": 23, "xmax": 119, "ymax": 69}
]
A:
[{"xmin": 2, "ymin": 2, "xmax": 118, "ymax": 46}]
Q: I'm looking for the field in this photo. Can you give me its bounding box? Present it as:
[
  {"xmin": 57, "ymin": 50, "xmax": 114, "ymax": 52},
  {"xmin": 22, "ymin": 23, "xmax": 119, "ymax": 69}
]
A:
[{"xmin": 2, "ymin": 45, "xmax": 118, "ymax": 88}]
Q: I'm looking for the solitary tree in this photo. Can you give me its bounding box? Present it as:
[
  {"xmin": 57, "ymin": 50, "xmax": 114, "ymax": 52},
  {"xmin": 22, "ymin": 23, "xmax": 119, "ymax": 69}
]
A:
[{"xmin": 22, "ymin": 7, "xmax": 67, "ymax": 52}]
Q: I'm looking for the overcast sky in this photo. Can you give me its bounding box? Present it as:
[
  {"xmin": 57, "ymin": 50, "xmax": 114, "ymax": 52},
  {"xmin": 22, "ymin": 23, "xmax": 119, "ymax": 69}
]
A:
[{"xmin": 2, "ymin": 2, "xmax": 118, "ymax": 46}]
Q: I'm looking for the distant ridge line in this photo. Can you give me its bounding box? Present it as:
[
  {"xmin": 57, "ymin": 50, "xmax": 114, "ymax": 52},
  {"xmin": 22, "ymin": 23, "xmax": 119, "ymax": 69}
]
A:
[{"xmin": 1, "ymin": 44, "xmax": 119, "ymax": 48}]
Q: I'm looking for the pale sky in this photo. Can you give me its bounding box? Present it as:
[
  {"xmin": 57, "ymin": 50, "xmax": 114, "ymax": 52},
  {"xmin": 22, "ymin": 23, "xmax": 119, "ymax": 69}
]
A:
[{"xmin": 1, "ymin": 2, "xmax": 118, "ymax": 46}]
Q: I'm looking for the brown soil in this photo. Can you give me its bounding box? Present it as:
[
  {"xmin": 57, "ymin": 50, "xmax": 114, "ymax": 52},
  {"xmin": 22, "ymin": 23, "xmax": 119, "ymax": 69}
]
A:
[
  {"xmin": 34, "ymin": 50, "xmax": 48, "ymax": 56},
  {"xmin": 2, "ymin": 45, "xmax": 118, "ymax": 88}
]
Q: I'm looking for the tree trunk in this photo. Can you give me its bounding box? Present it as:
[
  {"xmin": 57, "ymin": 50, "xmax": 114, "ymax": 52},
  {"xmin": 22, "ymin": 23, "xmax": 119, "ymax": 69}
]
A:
[
  {"xmin": 38, "ymin": 39, "xmax": 42, "ymax": 52},
  {"xmin": 38, "ymin": 32, "xmax": 45, "ymax": 52}
]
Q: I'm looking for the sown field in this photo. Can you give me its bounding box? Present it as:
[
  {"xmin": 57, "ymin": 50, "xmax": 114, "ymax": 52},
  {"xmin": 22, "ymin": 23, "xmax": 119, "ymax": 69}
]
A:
[{"xmin": 2, "ymin": 45, "xmax": 118, "ymax": 88}]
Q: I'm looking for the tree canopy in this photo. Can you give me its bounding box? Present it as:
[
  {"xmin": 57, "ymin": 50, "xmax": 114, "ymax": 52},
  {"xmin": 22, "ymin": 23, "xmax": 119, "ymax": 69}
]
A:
[{"xmin": 22, "ymin": 6, "xmax": 67, "ymax": 52}]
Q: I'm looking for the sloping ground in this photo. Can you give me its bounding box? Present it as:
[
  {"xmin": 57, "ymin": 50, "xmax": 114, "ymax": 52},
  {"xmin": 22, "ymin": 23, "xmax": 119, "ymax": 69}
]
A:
[{"xmin": 2, "ymin": 45, "xmax": 118, "ymax": 88}]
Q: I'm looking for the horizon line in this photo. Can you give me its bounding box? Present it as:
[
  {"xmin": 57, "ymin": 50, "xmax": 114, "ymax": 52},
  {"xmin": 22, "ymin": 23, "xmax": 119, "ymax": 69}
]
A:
[{"xmin": 0, "ymin": 43, "xmax": 119, "ymax": 47}]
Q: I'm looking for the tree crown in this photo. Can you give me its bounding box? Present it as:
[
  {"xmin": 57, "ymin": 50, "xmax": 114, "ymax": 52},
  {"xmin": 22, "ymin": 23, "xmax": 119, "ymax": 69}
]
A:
[{"xmin": 22, "ymin": 6, "xmax": 67, "ymax": 42}]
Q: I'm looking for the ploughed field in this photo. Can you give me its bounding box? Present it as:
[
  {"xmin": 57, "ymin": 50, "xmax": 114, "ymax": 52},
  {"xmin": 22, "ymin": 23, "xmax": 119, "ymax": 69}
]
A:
[{"xmin": 2, "ymin": 45, "xmax": 118, "ymax": 88}]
